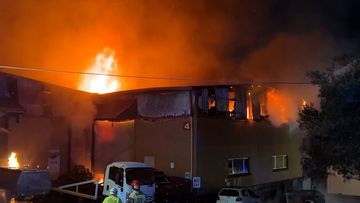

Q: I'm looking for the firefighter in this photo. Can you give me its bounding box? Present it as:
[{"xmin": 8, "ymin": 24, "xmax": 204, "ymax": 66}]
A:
[
  {"xmin": 128, "ymin": 180, "xmax": 146, "ymax": 203},
  {"xmin": 103, "ymin": 188, "xmax": 122, "ymax": 203}
]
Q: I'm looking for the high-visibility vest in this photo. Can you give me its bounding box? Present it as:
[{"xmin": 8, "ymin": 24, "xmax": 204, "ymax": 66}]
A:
[
  {"xmin": 128, "ymin": 191, "xmax": 146, "ymax": 203},
  {"xmin": 103, "ymin": 195, "xmax": 121, "ymax": 203}
]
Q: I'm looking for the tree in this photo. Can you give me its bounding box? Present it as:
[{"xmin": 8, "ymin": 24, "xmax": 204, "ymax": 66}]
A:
[{"xmin": 299, "ymin": 56, "xmax": 360, "ymax": 181}]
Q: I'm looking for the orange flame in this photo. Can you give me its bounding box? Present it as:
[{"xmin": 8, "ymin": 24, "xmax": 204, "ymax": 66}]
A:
[
  {"xmin": 228, "ymin": 91, "xmax": 235, "ymax": 112},
  {"xmin": 79, "ymin": 48, "xmax": 121, "ymax": 94},
  {"xmin": 94, "ymin": 173, "xmax": 104, "ymax": 184},
  {"xmin": 266, "ymin": 88, "xmax": 288, "ymax": 125},
  {"xmin": 247, "ymin": 92, "xmax": 253, "ymax": 120},
  {"xmin": 302, "ymin": 99, "xmax": 306, "ymax": 106},
  {"xmin": 8, "ymin": 152, "xmax": 19, "ymax": 169}
]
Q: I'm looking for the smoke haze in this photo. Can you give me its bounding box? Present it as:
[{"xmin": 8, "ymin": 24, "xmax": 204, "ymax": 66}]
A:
[{"xmin": 0, "ymin": 0, "xmax": 359, "ymax": 91}]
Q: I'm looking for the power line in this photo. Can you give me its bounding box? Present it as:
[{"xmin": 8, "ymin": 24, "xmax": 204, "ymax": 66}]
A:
[{"xmin": 0, "ymin": 65, "xmax": 312, "ymax": 85}]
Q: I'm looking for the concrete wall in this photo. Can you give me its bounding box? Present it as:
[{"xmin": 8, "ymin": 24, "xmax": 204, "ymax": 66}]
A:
[
  {"xmin": 134, "ymin": 117, "xmax": 191, "ymax": 177},
  {"xmin": 93, "ymin": 120, "xmax": 135, "ymax": 174},
  {"xmin": 328, "ymin": 174, "xmax": 360, "ymax": 196},
  {"xmin": 196, "ymin": 117, "xmax": 303, "ymax": 193},
  {"xmin": 7, "ymin": 116, "xmax": 69, "ymax": 174}
]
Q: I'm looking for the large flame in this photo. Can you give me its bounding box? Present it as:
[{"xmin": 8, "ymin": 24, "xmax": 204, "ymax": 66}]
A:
[
  {"xmin": 79, "ymin": 48, "xmax": 121, "ymax": 94},
  {"xmin": 247, "ymin": 92, "xmax": 253, "ymax": 120},
  {"xmin": 8, "ymin": 152, "xmax": 19, "ymax": 169},
  {"xmin": 266, "ymin": 88, "xmax": 288, "ymax": 125}
]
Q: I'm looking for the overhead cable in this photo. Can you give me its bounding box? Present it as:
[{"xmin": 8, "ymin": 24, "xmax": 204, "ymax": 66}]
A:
[{"xmin": 0, "ymin": 65, "xmax": 312, "ymax": 85}]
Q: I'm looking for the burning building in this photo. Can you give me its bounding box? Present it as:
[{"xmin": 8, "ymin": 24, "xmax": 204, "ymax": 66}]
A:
[
  {"xmin": 0, "ymin": 67, "xmax": 317, "ymax": 199},
  {"xmin": 0, "ymin": 72, "xmax": 96, "ymax": 181},
  {"xmin": 92, "ymin": 84, "xmax": 312, "ymax": 197}
]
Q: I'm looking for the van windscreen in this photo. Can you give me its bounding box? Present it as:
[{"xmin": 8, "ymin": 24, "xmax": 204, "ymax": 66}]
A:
[{"xmin": 126, "ymin": 168, "xmax": 154, "ymax": 185}]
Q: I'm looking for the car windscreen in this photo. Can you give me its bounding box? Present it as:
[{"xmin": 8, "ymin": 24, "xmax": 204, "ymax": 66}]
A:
[
  {"xmin": 155, "ymin": 171, "xmax": 169, "ymax": 183},
  {"xmin": 219, "ymin": 189, "xmax": 239, "ymax": 197},
  {"xmin": 248, "ymin": 189, "xmax": 258, "ymax": 198},
  {"xmin": 126, "ymin": 168, "xmax": 155, "ymax": 185}
]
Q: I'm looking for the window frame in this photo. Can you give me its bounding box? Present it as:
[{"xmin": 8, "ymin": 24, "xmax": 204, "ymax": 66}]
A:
[
  {"xmin": 272, "ymin": 154, "xmax": 288, "ymax": 171},
  {"xmin": 227, "ymin": 157, "xmax": 250, "ymax": 175}
]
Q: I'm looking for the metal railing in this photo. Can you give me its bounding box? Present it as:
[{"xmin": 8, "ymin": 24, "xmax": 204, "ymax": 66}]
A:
[{"xmin": 52, "ymin": 179, "xmax": 101, "ymax": 200}]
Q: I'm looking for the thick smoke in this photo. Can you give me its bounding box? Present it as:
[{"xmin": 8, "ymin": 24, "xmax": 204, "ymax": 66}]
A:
[
  {"xmin": 239, "ymin": 32, "xmax": 339, "ymax": 127},
  {"xmin": 0, "ymin": 0, "xmax": 358, "ymax": 91},
  {"xmin": 0, "ymin": 0, "xmax": 359, "ymax": 130},
  {"xmin": 48, "ymin": 85, "xmax": 96, "ymax": 168}
]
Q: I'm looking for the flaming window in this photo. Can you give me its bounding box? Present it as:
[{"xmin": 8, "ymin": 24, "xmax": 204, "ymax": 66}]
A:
[
  {"xmin": 228, "ymin": 90, "xmax": 235, "ymax": 113},
  {"xmin": 197, "ymin": 85, "xmax": 268, "ymax": 121}
]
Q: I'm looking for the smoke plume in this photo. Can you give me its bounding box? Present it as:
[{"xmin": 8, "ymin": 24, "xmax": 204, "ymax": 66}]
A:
[
  {"xmin": 0, "ymin": 0, "xmax": 358, "ymax": 91},
  {"xmin": 48, "ymin": 85, "xmax": 96, "ymax": 168},
  {"xmin": 0, "ymin": 0, "xmax": 359, "ymax": 129}
]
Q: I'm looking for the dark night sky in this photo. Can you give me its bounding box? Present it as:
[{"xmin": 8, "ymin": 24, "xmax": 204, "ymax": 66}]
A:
[{"xmin": 0, "ymin": 0, "xmax": 360, "ymax": 90}]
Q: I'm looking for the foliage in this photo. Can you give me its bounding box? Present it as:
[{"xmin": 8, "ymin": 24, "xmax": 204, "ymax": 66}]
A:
[{"xmin": 299, "ymin": 56, "xmax": 360, "ymax": 180}]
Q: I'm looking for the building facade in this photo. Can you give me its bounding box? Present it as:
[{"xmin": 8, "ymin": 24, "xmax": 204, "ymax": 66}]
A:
[{"xmin": 94, "ymin": 86, "xmax": 304, "ymax": 195}]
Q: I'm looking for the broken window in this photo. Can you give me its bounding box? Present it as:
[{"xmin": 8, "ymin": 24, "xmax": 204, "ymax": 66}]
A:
[
  {"xmin": 228, "ymin": 157, "xmax": 249, "ymax": 175},
  {"xmin": 109, "ymin": 166, "xmax": 124, "ymax": 186},
  {"xmin": 234, "ymin": 86, "xmax": 247, "ymax": 120},
  {"xmin": 208, "ymin": 88, "xmax": 216, "ymax": 114},
  {"xmin": 196, "ymin": 85, "xmax": 268, "ymax": 120},
  {"xmin": 197, "ymin": 88, "xmax": 209, "ymax": 112},
  {"xmin": 228, "ymin": 89, "xmax": 235, "ymax": 117},
  {"xmin": 272, "ymin": 154, "xmax": 288, "ymax": 170},
  {"xmin": 215, "ymin": 87, "xmax": 229, "ymax": 113},
  {"xmin": 248, "ymin": 85, "xmax": 268, "ymax": 120}
]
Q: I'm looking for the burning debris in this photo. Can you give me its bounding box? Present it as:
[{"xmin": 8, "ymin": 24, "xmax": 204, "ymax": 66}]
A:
[{"xmin": 8, "ymin": 152, "xmax": 19, "ymax": 169}]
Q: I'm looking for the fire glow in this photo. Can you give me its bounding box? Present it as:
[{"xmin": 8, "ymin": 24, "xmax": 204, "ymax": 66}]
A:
[
  {"xmin": 94, "ymin": 173, "xmax": 104, "ymax": 184},
  {"xmin": 79, "ymin": 48, "xmax": 121, "ymax": 94},
  {"xmin": 266, "ymin": 88, "xmax": 289, "ymax": 125},
  {"xmin": 8, "ymin": 152, "xmax": 19, "ymax": 169}
]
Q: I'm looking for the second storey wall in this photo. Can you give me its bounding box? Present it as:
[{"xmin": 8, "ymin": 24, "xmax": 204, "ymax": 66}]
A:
[{"xmin": 195, "ymin": 117, "xmax": 303, "ymax": 193}]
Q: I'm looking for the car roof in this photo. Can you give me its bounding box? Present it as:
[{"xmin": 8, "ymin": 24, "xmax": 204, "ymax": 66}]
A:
[
  {"xmin": 108, "ymin": 162, "xmax": 153, "ymax": 169},
  {"xmin": 219, "ymin": 187, "xmax": 247, "ymax": 192}
]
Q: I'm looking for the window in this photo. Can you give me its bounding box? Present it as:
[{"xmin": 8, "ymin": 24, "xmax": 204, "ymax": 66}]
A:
[
  {"xmin": 272, "ymin": 155, "xmax": 288, "ymax": 170},
  {"xmin": 228, "ymin": 158, "xmax": 249, "ymax": 175},
  {"xmin": 126, "ymin": 168, "xmax": 154, "ymax": 185},
  {"xmin": 109, "ymin": 166, "xmax": 124, "ymax": 186},
  {"xmin": 219, "ymin": 189, "xmax": 239, "ymax": 197}
]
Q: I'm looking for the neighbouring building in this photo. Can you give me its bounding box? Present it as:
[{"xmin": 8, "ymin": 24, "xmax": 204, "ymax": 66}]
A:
[
  {"xmin": 0, "ymin": 73, "xmax": 305, "ymax": 196},
  {"xmin": 0, "ymin": 73, "xmax": 94, "ymax": 180}
]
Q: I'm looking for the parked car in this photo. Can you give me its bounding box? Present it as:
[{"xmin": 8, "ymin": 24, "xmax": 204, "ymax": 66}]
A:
[
  {"xmin": 216, "ymin": 187, "xmax": 262, "ymax": 203},
  {"xmin": 154, "ymin": 170, "xmax": 191, "ymax": 203}
]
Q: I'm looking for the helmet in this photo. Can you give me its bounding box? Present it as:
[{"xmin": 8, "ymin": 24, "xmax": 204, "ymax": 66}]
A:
[
  {"xmin": 109, "ymin": 188, "xmax": 118, "ymax": 195},
  {"xmin": 131, "ymin": 180, "xmax": 140, "ymax": 190}
]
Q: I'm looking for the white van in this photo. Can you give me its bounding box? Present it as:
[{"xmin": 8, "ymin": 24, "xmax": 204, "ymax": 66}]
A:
[{"xmin": 103, "ymin": 162, "xmax": 155, "ymax": 202}]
